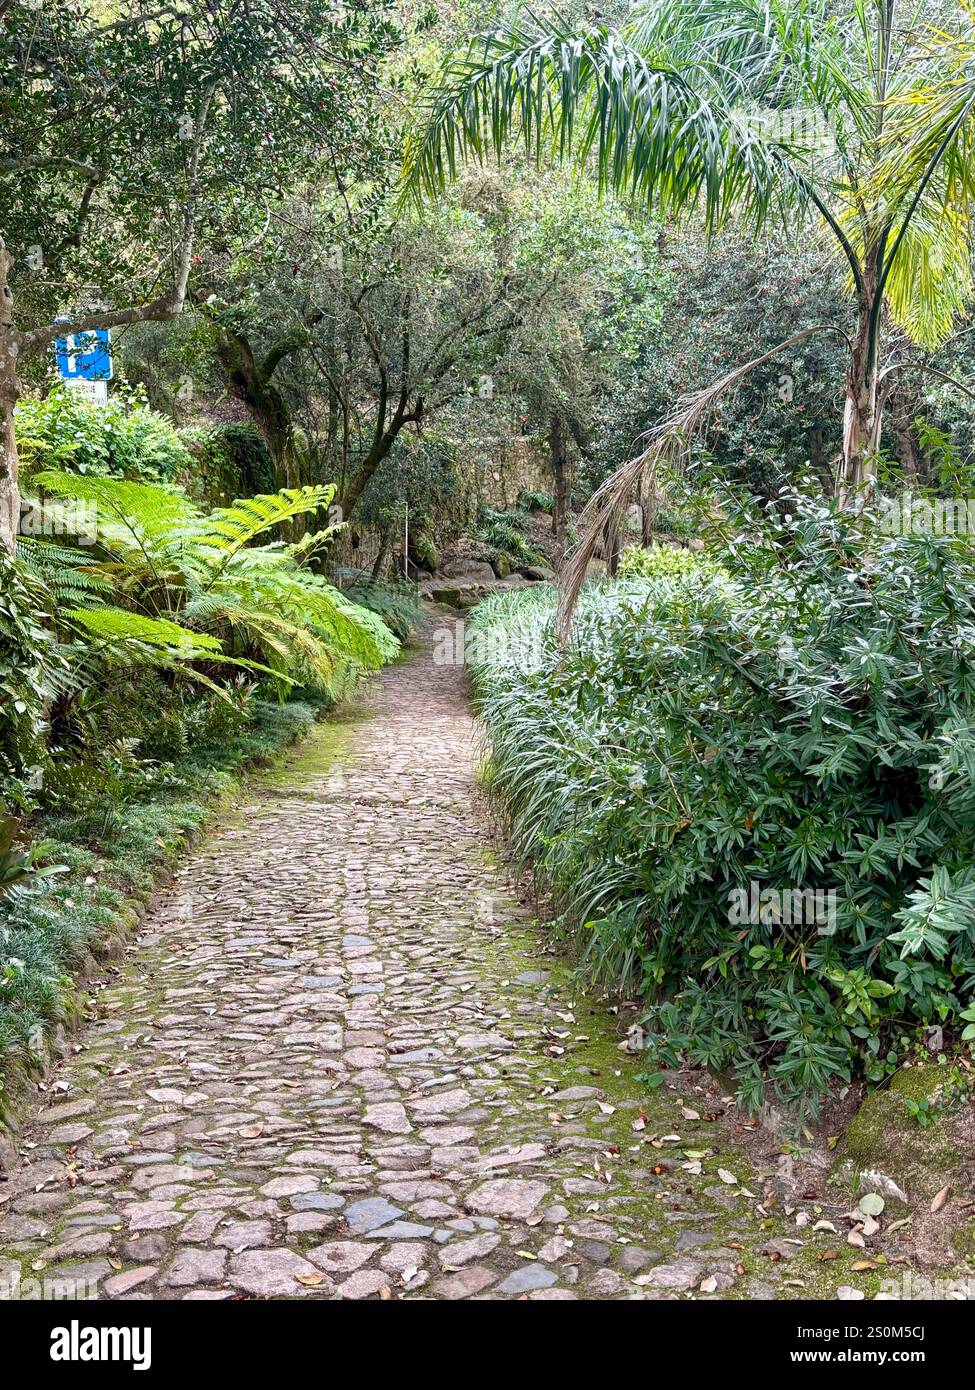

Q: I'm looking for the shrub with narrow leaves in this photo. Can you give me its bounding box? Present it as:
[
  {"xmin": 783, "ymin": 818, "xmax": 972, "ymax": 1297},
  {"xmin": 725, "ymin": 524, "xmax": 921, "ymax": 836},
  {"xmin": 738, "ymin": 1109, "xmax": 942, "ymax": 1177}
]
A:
[{"xmin": 469, "ymin": 500, "xmax": 975, "ymax": 1115}]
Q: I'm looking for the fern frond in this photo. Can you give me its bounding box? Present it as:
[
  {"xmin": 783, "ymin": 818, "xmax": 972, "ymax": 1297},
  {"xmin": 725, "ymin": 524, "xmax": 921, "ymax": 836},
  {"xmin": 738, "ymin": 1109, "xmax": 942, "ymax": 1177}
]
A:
[
  {"xmin": 18, "ymin": 538, "xmax": 114, "ymax": 609},
  {"xmin": 186, "ymin": 486, "xmax": 337, "ymax": 561},
  {"xmin": 65, "ymin": 606, "xmax": 223, "ymax": 656},
  {"xmin": 33, "ymin": 471, "xmax": 194, "ymax": 541}
]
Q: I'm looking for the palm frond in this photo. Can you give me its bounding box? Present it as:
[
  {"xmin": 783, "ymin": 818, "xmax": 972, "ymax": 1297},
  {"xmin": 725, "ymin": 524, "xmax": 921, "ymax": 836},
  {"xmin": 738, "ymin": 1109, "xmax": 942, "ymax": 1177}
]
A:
[{"xmin": 402, "ymin": 11, "xmax": 804, "ymax": 231}]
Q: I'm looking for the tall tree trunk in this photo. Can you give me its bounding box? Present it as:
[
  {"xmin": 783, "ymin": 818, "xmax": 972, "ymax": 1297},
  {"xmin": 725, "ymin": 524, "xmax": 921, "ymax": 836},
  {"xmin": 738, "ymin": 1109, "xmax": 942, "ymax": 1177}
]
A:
[
  {"xmin": 549, "ymin": 412, "xmax": 569, "ymax": 565},
  {"xmin": 889, "ymin": 379, "xmax": 921, "ymax": 482},
  {"xmin": 0, "ymin": 241, "xmax": 21, "ymax": 555},
  {"xmin": 838, "ymin": 264, "xmax": 883, "ymax": 503},
  {"xmin": 213, "ymin": 328, "xmax": 305, "ymax": 492},
  {"xmin": 371, "ymin": 526, "xmax": 391, "ymax": 579}
]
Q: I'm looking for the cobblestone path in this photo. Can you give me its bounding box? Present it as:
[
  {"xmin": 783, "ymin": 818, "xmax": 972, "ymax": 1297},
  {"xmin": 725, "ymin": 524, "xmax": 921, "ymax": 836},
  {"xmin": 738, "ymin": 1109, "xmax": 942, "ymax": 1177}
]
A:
[{"xmin": 0, "ymin": 627, "xmax": 851, "ymax": 1301}]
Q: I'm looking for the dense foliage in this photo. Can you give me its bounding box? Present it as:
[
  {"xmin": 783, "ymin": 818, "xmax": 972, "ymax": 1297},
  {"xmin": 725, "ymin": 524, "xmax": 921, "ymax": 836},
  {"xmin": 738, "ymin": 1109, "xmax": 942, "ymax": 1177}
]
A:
[
  {"xmin": 15, "ymin": 386, "xmax": 191, "ymax": 483},
  {"xmin": 470, "ymin": 497, "xmax": 975, "ymax": 1114}
]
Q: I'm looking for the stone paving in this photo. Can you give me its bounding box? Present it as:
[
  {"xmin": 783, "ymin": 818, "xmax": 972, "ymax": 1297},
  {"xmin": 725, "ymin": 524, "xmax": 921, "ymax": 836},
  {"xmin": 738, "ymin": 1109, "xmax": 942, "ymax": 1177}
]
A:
[{"xmin": 0, "ymin": 623, "xmax": 847, "ymax": 1301}]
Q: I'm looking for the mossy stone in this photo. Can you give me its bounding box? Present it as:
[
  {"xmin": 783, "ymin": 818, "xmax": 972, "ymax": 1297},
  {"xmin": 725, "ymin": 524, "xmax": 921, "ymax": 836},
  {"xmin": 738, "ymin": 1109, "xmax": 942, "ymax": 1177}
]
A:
[{"xmin": 834, "ymin": 1064, "xmax": 960, "ymax": 1201}]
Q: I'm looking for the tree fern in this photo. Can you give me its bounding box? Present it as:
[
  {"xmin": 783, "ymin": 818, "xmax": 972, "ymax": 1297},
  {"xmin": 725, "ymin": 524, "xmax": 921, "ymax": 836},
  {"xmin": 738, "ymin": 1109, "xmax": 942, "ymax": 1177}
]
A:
[{"xmin": 26, "ymin": 473, "xmax": 397, "ymax": 695}]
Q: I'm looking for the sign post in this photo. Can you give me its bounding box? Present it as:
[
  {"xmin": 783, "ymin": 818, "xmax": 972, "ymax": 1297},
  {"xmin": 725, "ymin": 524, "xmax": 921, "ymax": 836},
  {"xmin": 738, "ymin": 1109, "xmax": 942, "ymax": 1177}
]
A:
[{"xmin": 53, "ymin": 326, "xmax": 112, "ymax": 405}]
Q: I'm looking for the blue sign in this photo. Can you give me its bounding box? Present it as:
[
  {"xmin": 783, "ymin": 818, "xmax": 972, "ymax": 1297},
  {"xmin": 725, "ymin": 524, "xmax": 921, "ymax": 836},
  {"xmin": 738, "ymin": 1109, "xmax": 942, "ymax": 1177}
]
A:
[{"xmin": 54, "ymin": 328, "xmax": 112, "ymax": 381}]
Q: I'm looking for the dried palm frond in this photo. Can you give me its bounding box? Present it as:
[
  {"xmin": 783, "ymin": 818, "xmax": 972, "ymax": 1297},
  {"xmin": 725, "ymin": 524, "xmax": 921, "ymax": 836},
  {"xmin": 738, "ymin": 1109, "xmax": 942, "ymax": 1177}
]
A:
[{"xmin": 556, "ymin": 324, "xmax": 851, "ymax": 637}]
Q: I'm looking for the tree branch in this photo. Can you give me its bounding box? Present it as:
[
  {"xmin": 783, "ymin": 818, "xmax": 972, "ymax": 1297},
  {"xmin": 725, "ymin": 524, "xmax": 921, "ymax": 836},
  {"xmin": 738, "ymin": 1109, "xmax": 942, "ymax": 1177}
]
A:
[{"xmin": 14, "ymin": 81, "xmax": 216, "ymax": 358}]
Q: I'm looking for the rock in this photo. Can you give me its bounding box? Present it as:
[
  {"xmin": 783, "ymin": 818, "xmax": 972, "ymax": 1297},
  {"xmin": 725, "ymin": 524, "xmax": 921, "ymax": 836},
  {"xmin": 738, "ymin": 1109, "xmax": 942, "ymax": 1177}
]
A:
[
  {"xmin": 439, "ymin": 1233, "xmax": 501, "ymax": 1267},
  {"xmin": 366, "ymin": 1221, "xmax": 435, "ymax": 1240},
  {"xmin": 576, "ymin": 1240, "xmax": 612, "ymax": 1264},
  {"xmin": 343, "ymin": 1197, "xmax": 405, "ymax": 1234},
  {"xmin": 121, "ymin": 1235, "xmax": 168, "ymax": 1263},
  {"xmin": 362, "ymin": 1102, "xmax": 412, "ymax": 1135},
  {"xmin": 103, "ymin": 1266, "xmax": 157, "ymax": 1297},
  {"xmin": 536, "ymin": 1235, "xmax": 572, "ymax": 1263},
  {"xmin": 308, "ymin": 1241, "xmax": 374, "ymax": 1274},
  {"xmin": 163, "ymin": 1248, "xmax": 227, "ymax": 1287},
  {"xmin": 588, "ymin": 1268, "xmax": 626, "ymax": 1295},
  {"xmin": 47, "ymin": 1123, "xmax": 94, "ymax": 1145},
  {"xmin": 427, "ymin": 586, "xmax": 463, "ymax": 608},
  {"xmin": 37, "ymin": 1099, "xmax": 96, "ymax": 1125},
  {"xmin": 432, "ymin": 1265, "xmax": 497, "ymax": 1299},
  {"xmin": 619, "ymin": 1247, "xmax": 656, "ymax": 1273},
  {"xmin": 380, "ymin": 1242, "xmax": 427, "ymax": 1274},
  {"xmin": 336, "ymin": 1270, "xmax": 393, "ymax": 1300},
  {"xmin": 228, "ymin": 1249, "xmax": 327, "ymax": 1296},
  {"xmin": 181, "ymin": 1212, "xmax": 225, "ymax": 1242},
  {"xmin": 213, "ymin": 1220, "xmax": 272, "ymax": 1250},
  {"xmin": 409, "ymin": 1088, "xmax": 472, "ymax": 1119},
  {"xmin": 549, "ymin": 1085, "xmax": 600, "ymax": 1102},
  {"xmin": 260, "ymin": 1176, "xmax": 318, "ymax": 1198},
  {"xmin": 837, "ymin": 1286, "xmax": 866, "ymax": 1301},
  {"xmin": 465, "ymin": 1179, "xmax": 549, "ymax": 1221},
  {"xmin": 518, "ymin": 564, "xmax": 555, "ymax": 582},
  {"xmin": 290, "ymin": 1192, "xmax": 346, "ymax": 1212},
  {"xmin": 636, "ymin": 1258, "xmax": 703, "ymax": 1291},
  {"xmin": 497, "ymin": 1263, "xmax": 558, "ymax": 1294},
  {"xmin": 441, "ymin": 560, "xmax": 496, "ymax": 583}
]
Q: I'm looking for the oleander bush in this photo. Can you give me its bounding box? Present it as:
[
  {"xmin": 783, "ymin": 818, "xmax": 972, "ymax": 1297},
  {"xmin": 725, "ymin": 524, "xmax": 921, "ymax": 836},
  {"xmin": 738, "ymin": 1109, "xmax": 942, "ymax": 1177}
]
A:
[{"xmin": 469, "ymin": 495, "xmax": 975, "ymax": 1115}]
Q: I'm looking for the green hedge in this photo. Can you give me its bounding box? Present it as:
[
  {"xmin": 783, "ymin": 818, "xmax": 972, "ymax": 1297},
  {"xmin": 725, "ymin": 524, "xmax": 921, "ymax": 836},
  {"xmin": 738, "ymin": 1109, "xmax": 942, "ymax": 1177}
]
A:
[{"xmin": 469, "ymin": 502, "xmax": 975, "ymax": 1115}]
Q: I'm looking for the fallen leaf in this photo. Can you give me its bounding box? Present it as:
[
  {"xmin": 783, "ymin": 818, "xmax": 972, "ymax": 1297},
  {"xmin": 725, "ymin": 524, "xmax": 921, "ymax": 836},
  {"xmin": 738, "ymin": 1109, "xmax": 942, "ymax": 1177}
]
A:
[
  {"xmin": 930, "ymin": 1185, "xmax": 950, "ymax": 1213},
  {"xmin": 858, "ymin": 1193, "xmax": 885, "ymax": 1217},
  {"xmin": 295, "ymin": 1272, "xmax": 324, "ymax": 1286},
  {"xmin": 717, "ymin": 1168, "xmax": 738, "ymax": 1185},
  {"xmin": 700, "ymin": 1275, "xmax": 717, "ymax": 1293}
]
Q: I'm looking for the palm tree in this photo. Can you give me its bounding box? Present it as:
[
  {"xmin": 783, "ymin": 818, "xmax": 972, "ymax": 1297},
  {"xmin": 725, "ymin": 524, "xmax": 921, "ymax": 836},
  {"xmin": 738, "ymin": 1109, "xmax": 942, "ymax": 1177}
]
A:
[{"xmin": 405, "ymin": 0, "xmax": 975, "ymax": 511}]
